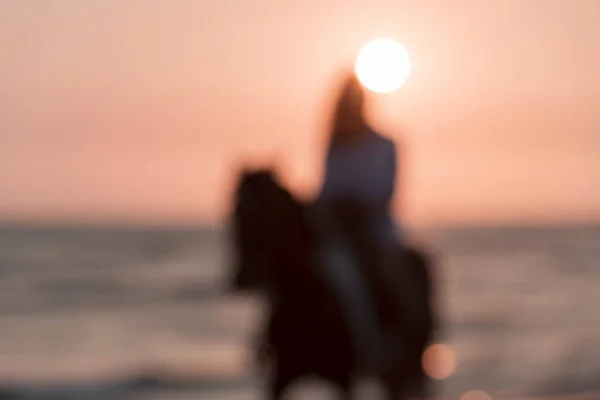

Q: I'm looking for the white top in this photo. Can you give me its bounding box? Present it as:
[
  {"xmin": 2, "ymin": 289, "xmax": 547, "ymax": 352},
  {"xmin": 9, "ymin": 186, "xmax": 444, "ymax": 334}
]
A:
[{"xmin": 318, "ymin": 132, "xmax": 399, "ymax": 244}]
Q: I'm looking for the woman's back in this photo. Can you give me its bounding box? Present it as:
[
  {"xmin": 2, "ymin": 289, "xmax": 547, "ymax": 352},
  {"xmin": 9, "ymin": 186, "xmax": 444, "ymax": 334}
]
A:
[
  {"xmin": 318, "ymin": 131, "xmax": 398, "ymax": 244},
  {"xmin": 320, "ymin": 132, "xmax": 395, "ymax": 201}
]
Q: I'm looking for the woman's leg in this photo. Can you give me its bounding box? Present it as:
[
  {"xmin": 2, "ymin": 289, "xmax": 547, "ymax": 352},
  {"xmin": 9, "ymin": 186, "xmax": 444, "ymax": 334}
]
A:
[{"xmin": 318, "ymin": 238, "xmax": 387, "ymax": 369}]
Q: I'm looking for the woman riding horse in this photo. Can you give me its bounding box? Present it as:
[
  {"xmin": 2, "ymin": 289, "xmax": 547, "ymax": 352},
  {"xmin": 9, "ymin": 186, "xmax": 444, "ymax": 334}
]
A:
[
  {"xmin": 313, "ymin": 71, "xmax": 420, "ymax": 372},
  {"xmin": 231, "ymin": 168, "xmax": 433, "ymax": 399},
  {"xmin": 230, "ymin": 69, "xmax": 434, "ymax": 399}
]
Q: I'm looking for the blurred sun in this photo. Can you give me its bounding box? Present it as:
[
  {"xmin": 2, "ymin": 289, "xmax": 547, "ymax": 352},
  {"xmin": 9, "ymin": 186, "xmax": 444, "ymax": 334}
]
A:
[{"xmin": 355, "ymin": 38, "xmax": 411, "ymax": 94}]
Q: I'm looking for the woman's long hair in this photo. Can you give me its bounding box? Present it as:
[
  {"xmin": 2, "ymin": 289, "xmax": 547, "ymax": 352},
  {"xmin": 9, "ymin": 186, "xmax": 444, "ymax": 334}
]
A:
[{"xmin": 327, "ymin": 71, "xmax": 370, "ymax": 149}]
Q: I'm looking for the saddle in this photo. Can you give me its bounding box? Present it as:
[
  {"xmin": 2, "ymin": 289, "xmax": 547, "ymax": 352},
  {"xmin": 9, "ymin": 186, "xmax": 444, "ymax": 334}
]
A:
[
  {"xmin": 313, "ymin": 199, "xmax": 407, "ymax": 331},
  {"xmin": 335, "ymin": 201, "xmax": 404, "ymax": 326}
]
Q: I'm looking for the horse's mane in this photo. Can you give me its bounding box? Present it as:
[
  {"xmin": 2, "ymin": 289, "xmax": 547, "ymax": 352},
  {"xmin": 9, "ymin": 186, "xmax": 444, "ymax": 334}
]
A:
[
  {"xmin": 232, "ymin": 167, "xmax": 317, "ymax": 289},
  {"xmin": 235, "ymin": 168, "xmax": 307, "ymax": 228}
]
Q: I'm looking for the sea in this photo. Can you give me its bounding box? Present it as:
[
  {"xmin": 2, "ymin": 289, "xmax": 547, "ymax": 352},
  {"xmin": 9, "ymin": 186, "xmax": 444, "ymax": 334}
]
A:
[{"xmin": 0, "ymin": 224, "xmax": 598, "ymax": 399}]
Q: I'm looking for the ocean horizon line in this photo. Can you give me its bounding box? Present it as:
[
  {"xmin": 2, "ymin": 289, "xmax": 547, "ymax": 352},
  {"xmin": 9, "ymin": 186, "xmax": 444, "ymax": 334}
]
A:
[{"xmin": 0, "ymin": 219, "xmax": 598, "ymax": 233}]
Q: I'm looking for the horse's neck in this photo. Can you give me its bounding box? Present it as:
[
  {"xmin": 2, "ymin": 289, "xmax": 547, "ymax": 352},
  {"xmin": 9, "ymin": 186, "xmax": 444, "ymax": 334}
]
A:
[
  {"xmin": 268, "ymin": 198, "xmax": 327, "ymax": 303},
  {"xmin": 272, "ymin": 250, "xmax": 325, "ymax": 302}
]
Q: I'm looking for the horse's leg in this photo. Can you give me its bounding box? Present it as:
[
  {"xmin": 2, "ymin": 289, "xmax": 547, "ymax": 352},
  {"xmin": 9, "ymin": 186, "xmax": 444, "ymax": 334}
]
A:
[
  {"xmin": 338, "ymin": 385, "xmax": 353, "ymax": 400},
  {"xmin": 408, "ymin": 367, "xmax": 431, "ymax": 400},
  {"xmin": 325, "ymin": 376, "xmax": 354, "ymax": 400},
  {"xmin": 383, "ymin": 382, "xmax": 401, "ymax": 400},
  {"xmin": 267, "ymin": 364, "xmax": 294, "ymax": 400},
  {"xmin": 383, "ymin": 369, "xmax": 430, "ymax": 400},
  {"xmin": 382, "ymin": 371, "xmax": 415, "ymax": 400},
  {"xmin": 333, "ymin": 374, "xmax": 354, "ymax": 400}
]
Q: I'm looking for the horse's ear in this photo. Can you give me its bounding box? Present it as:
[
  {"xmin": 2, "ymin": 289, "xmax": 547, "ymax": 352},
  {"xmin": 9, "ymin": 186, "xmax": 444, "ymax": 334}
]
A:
[
  {"xmin": 262, "ymin": 152, "xmax": 282, "ymax": 180},
  {"xmin": 264, "ymin": 169, "xmax": 276, "ymax": 181},
  {"xmin": 227, "ymin": 157, "xmax": 249, "ymax": 181},
  {"xmin": 237, "ymin": 165, "xmax": 252, "ymax": 180}
]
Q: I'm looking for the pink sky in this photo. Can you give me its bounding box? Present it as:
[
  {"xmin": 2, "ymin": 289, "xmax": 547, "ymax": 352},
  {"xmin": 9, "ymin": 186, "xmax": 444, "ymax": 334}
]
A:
[{"xmin": 0, "ymin": 0, "xmax": 599, "ymax": 227}]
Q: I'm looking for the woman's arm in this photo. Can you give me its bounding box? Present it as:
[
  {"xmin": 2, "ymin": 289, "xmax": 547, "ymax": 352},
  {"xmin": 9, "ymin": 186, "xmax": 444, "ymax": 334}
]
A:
[
  {"xmin": 319, "ymin": 146, "xmax": 348, "ymax": 201},
  {"xmin": 318, "ymin": 147, "xmax": 335, "ymax": 200},
  {"xmin": 382, "ymin": 141, "xmax": 397, "ymax": 200}
]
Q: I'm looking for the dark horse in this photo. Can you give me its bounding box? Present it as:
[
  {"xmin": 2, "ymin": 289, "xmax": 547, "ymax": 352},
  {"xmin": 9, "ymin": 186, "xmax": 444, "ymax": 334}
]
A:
[{"xmin": 229, "ymin": 168, "xmax": 435, "ymax": 399}]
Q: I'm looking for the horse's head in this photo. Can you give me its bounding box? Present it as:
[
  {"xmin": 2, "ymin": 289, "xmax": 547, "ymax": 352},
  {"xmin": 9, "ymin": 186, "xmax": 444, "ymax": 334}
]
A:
[{"xmin": 229, "ymin": 167, "xmax": 309, "ymax": 293}]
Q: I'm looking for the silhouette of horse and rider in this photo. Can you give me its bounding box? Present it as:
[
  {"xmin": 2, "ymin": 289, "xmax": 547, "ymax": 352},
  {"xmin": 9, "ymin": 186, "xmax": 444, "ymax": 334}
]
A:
[{"xmin": 229, "ymin": 70, "xmax": 436, "ymax": 399}]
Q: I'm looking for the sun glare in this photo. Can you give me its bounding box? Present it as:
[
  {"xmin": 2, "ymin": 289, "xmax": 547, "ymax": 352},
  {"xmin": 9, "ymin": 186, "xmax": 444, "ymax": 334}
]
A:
[{"xmin": 355, "ymin": 38, "xmax": 411, "ymax": 94}]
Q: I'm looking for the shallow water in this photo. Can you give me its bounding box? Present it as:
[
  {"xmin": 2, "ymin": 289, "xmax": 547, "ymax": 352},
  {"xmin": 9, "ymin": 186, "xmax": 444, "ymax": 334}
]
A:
[{"xmin": 0, "ymin": 225, "xmax": 598, "ymax": 399}]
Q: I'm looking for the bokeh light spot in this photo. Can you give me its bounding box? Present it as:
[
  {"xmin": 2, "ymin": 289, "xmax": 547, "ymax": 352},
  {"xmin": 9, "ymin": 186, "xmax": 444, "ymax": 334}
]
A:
[{"xmin": 422, "ymin": 343, "xmax": 457, "ymax": 380}]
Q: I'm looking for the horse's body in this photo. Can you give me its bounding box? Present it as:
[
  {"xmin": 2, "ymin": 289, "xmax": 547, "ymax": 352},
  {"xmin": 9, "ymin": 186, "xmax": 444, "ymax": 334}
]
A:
[{"xmin": 230, "ymin": 169, "xmax": 435, "ymax": 399}]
